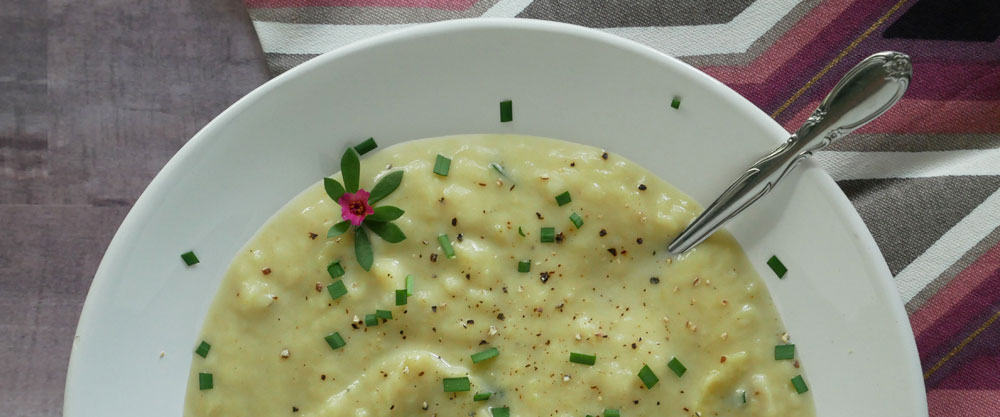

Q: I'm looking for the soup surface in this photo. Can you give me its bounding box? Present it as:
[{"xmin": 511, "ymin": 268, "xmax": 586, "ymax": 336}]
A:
[{"xmin": 184, "ymin": 135, "xmax": 813, "ymax": 417}]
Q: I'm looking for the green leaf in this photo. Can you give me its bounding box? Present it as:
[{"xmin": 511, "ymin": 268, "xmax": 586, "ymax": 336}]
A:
[
  {"xmin": 354, "ymin": 227, "xmax": 373, "ymax": 271},
  {"xmin": 368, "ymin": 206, "xmax": 404, "ymax": 222},
  {"xmin": 324, "ymin": 177, "xmax": 346, "ymax": 202},
  {"xmin": 341, "ymin": 148, "xmax": 361, "ymax": 193},
  {"xmin": 327, "ymin": 220, "xmax": 351, "ymax": 238},
  {"xmin": 368, "ymin": 171, "xmax": 404, "ymax": 204},
  {"xmin": 364, "ymin": 220, "xmax": 407, "ymax": 243}
]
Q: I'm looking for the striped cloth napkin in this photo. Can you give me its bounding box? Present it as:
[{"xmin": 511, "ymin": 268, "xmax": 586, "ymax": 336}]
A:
[{"xmin": 242, "ymin": 1, "xmax": 1000, "ymax": 415}]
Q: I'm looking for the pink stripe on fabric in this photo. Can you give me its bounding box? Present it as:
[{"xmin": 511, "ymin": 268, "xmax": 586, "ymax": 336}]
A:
[
  {"xmin": 245, "ymin": 0, "xmax": 477, "ymax": 10},
  {"xmin": 929, "ymin": 389, "xmax": 1000, "ymax": 417},
  {"xmin": 701, "ymin": 0, "xmax": 858, "ymax": 84},
  {"xmin": 781, "ymin": 99, "xmax": 1000, "ymax": 134}
]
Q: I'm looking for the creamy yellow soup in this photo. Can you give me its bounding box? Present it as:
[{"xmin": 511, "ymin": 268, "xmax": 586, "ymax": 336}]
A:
[{"xmin": 184, "ymin": 135, "xmax": 813, "ymax": 417}]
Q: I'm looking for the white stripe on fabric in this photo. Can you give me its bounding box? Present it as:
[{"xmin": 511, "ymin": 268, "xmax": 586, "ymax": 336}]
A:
[
  {"xmin": 480, "ymin": 0, "xmax": 534, "ymax": 18},
  {"xmin": 253, "ymin": 0, "xmax": 799, "ymax": 55},
  {"xmin": 893, "ymin": 188, "xmax": 1000, "ymax": 303},
  {"xmin": 816, "ymin": 149, "xmax": 1000, "ymax": 181}
]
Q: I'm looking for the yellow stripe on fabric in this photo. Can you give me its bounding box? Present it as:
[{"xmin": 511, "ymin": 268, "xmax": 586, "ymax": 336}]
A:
[
  {"xmin": 923, "ymin": 309, "xmax": 1000, "ymax": 380},
  {"xmin": 771, "ymin": 0, "xmax": 911, "ymax": 119}
]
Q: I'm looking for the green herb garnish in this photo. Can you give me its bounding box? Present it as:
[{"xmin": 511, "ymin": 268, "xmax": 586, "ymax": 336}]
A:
[
  {"xmin": 443, "ymin": 377, "xmax": 471, "ymax": 392},
  {"xmin": 327, "ymin": 280, "xmax": 348, "ymax": 300},
  {"xmin": 517, "ymin": 226, "xmax": 525, "ymax": 237},
  {"xmin": 181, "ymin": 251, "xmax": 199, "ymax": 266},
  {"xmin": 327, "ymin": 260, "xmax": 345, "ymax": 279},
  {"xmin": 492, "ymin": 407, "xmax": 510, "ymax": 417},
  {"xmin": 791, "ymin": 375, "xmax": 808, "ymax": 394},
  {"xmin": 471, "ymin": 347, "xmax": 499, "ymax": 363},
  {"xmin": 638, "ymin": 364, "xmax": 658, "ymax": 388},
  {"xmin": 364, "ymin": 314, "xmax": 378, "ymax": 327},
  {"xmin": 604, "ymin": 409, "xmax": 620, "ymax": 417},
  {"xmin": 667, "ymin": 357, "xmax": 686, "ymax": 377},
  {"xmin": 433, "ymin": 154, "xmax": 451, "ymax": 176},
  {"xmin": 438, "ymin": 234, "xmax": 456, "ymax": 258},
  {"xmin": 554, "ymin": 191, "xmax": 572, "ymax": 206},
  {"xmin": 540, "ymin": 227, "xmax": 555, "ymax": 243},
  {"xmin": 376, "ymin": 309, "xmax": 393, "ymax": 320},
  {"xmin": 671, "ymin": 97, "xmax": 681, "ymax": 109},
  {"xmin": 324, "ymin": 147, "xmax": 407, "ymax": 271},
  {"xmin": 395, "ymin": 289, "xmax": 407, "ymax": 306},
  {"xmin": 195, "ymin": 341, "xmax": 211, "ymax": 358},
  {"xmin": 325, "ymin": 332, "xmax": 346, "ymax": 350},
  {"xmin": 198, "ymin": 372, "xmax": 213, "ymax": 390},
  {"xmin": 353, "ymin": 137, "xmax": 377, "ymax": 155},
  {"xmin": 569, "ymin": 352, "xmax": 596, "ymax": 365},
  {"xmin": 767, "ymin": 255, "xmax": 787, "ymax": 278},
  {"xmin": 569, "ymin": 212, "xmax": 584, "ymax": 229},
  {"xmin": 518, "ymin": 260, "xmax": 531, "ymax": 273},
  {"xmin": 775, "ymin": 344, "xmax": 795, "ymax": 360},
  {"xmin": 500, "ymin": 100, "xmax": 513, "ymax": 123},
  {"xmin": 474, "ymin": 392, "xmax": 492, "ymax": 401},
  {"xmin": 405, "ymin": 274, "xmax": 414, "ymax": 296}
]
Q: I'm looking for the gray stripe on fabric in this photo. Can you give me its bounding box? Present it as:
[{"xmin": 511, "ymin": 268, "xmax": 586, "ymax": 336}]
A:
[
  {"xmin": 516, "ymin": 0, "xmax": 755, "ymax": 27},
  {"xmin": 248, "ymin": 1, "xmax": 500, "ymax": 25},
  {"xmin": 681, "ymin": 0, "xmax": 821, "ymax": 67},
  {"xmin": 838, "ymin": 176, "xmax": 1000, "ymax": 275},
  {"xmin": 904, "ymin": 225, "xmax": 1000, "ymax": 314},
  {"xmin": 265, "ymin": 53, "xmax": 318, "ymax": 76},
  {"xmin": 826, "ymin": 133, "xmax": 1000, "ymax": 152}
]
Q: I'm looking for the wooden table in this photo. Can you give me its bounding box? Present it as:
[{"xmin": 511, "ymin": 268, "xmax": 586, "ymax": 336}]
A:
[{"xmin": 0, "ymin": 1, "xmax": 269, "ymax": 414}]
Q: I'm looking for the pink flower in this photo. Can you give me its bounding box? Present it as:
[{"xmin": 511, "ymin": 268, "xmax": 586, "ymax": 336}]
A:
[{"xmin": 338, "ymin": 189, "xmax": 374, "ymax": 226}]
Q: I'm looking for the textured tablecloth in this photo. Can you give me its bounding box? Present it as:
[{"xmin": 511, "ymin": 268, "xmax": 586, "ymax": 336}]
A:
[{"xmin": 241, "ymin": 1, "xmax": 1000, "ymax": 415}]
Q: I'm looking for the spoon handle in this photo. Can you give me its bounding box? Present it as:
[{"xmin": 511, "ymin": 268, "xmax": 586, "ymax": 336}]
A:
[{"xmin": 667, "ymin": 51, "xmax": 912, "ymax": 254}]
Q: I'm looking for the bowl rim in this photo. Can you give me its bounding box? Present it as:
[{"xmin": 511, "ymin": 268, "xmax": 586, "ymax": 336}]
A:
[{"xmin": 64, "ymin": 18, "xmax": 927, "ymax": 416}]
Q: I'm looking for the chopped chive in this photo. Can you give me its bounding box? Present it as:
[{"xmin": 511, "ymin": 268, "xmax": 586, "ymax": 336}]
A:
[
  {"xmin": 491, "ymin": 407, "xmax": 510, "ymax": 417},
  {"xmin": 499, "ymin": 100, "xmax": 513, "ymax": 123},
  {"xmin": 327, "ymin": 280, "xmax": 348, "ymax": 300},
  {"xmin": 604, "ymin": 409, "xmax": 620, "ymax": 417},
  {"xmin": 395, "ymin": 289, "xmax": 408, "ymax": 306},
  {"xmin": 554, "ymin": 191, "xmax": 572, "ymax": 206},
  {"xmin": 670, "ymin": 97, "xmax": 681, "ymax": 109},
  {"xmin": 667, "ymin": 357, "xmax": 687, "ymax": 377},
  {"xmin": 364, "ymin": 314, "xmax": 379, "ymax": 327},
  {"xmin": 767, "ymin": 255, "xmax": 787, "ymax": 278},
  {"xmin": 569, "ymin": 352, "xmax": 596, "ymax": 365},
  {"xmin": 433, "ymin": 154, "xmax": 451, "ymax": 176},
  {"xmin": 438, "ymin": 234, "xmax": 456, "ymax": 258},
  {"xmin": 791, "ymin": 375, "xmax": 808, "ymax": 394},
  {"xmin": 327, "ymin": 260, "xmax": 345, "ymax": 279},
  {"xmin": 471, "ymin": 347, "xmax": 499, "ymax": 363},
  {"xmin": 354, "ymin": 137, "xmax": 377, "ymax": 155},
  {"xmin": 325, "ymin": 332, "xmax": 346, "ymax": 350},
  {"xmin": 443, "ymin": 377, "xmax": 471, "ymax": 392},
  {"xmin": 195, "ymin": 341, "xmax": 211, "ymax": 358},
  {"xmin": 741, "ymin": 389, "xmax": 747, "ymax": 404},
  {"xmin": 181, "ymin": 251, "xmax": 199, "ymax": 266},
  {"xmin": 540, "ymin": 227, "xmax": 555, "ymax": 243},
  {"xmin": 489, "ymin": 163, "xmax": 506, "ymax": 177},
  {"xmin": 638, "ymin": 364, "xmax": 659, "ymax": 388},
  {"xmin": 474, "ymin": 392, "xmax": 492, "ymax": 401},
  {"xmin": 569, "ymin": 212, "xmax": 584, "ymax": 229},
  {"xmin": 405, "ymin": 274, "xmax": 415, "ymax": 296},
  {"xmin": 775, "ymin": 344, "xmax": 796, "ymax": 360},
  {"xmin": 198, "ymin": 372, "xmax": 213, "ymax": 390},
  {"xmin": 376, "ymin": 309, "xmax": 393, "ymax": 320},
  {"xmin": 517, "ymin": 226, "xmax": 525, "ymax": 237},
  {"xmin": 517, "ymin": 260, "xmax": 531, "ymax": 273}
]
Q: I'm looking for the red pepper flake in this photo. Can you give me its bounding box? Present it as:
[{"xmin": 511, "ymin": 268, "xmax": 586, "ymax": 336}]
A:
[
  {"xmin": 599, "ymin": 229, "xmax": 607, "ymax": 237},
  {"xmin": 570, "ymin": 162, "xmax": 576, "ymax": 167},
  {"xmin": 608, "ymin": 248, "xmax": 618, "ymax": 256},
  {"xmin": 555, "ymin": 232, "xmax": 565, "ymax": 243},
  {"xmin": 631, "ymin": 343, "xmax": 637, "ymax": 349},
  {"xmin": 315, "ymin": 283, "xmax": 323, "ymax": 292},
  {"xmin": 721, "ymin": 356, "xmax": 727, "ymax": 363},
  {"xmin": 451, "ymin": 217, "xmax": 457, "ymax": 226},
  {"xmin": 321, "ymin": 374, "xmax": 326, "ymax": 380},
  {"xmin": 293, "ymin": 406, "xmax": 299, "ymax": 412},
  {"xmin": 430, "ymin": 253, "xmax": 438, "ymax": 262},
  {"xmin": 262, "ymin": 267, "xmax": 272, "ymax": 275},
  {"xmin": 497, "ymin": 313, "xmax": 506, "ymax": 320},
  {"xmin": 794, "ymin": 360, "xmax": 800, "ymax": 368},
  {"xmin": 536, "ymin": 212, "xmax": 544, "ymax": 220},
  {"xmin": 308, "ymin": 232, "xmax": 318, "ymax": 239}
]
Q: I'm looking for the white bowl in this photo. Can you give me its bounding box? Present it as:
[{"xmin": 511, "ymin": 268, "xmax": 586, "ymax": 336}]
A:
[{"xmin": 64, "ymin": 19, "xmax": 926, "ymax": 417}]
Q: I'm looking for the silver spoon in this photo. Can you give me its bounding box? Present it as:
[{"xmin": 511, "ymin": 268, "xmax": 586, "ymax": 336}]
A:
[{"xmin": 667, "ymin": 51, "xmax": 912, "ymax": 254}]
